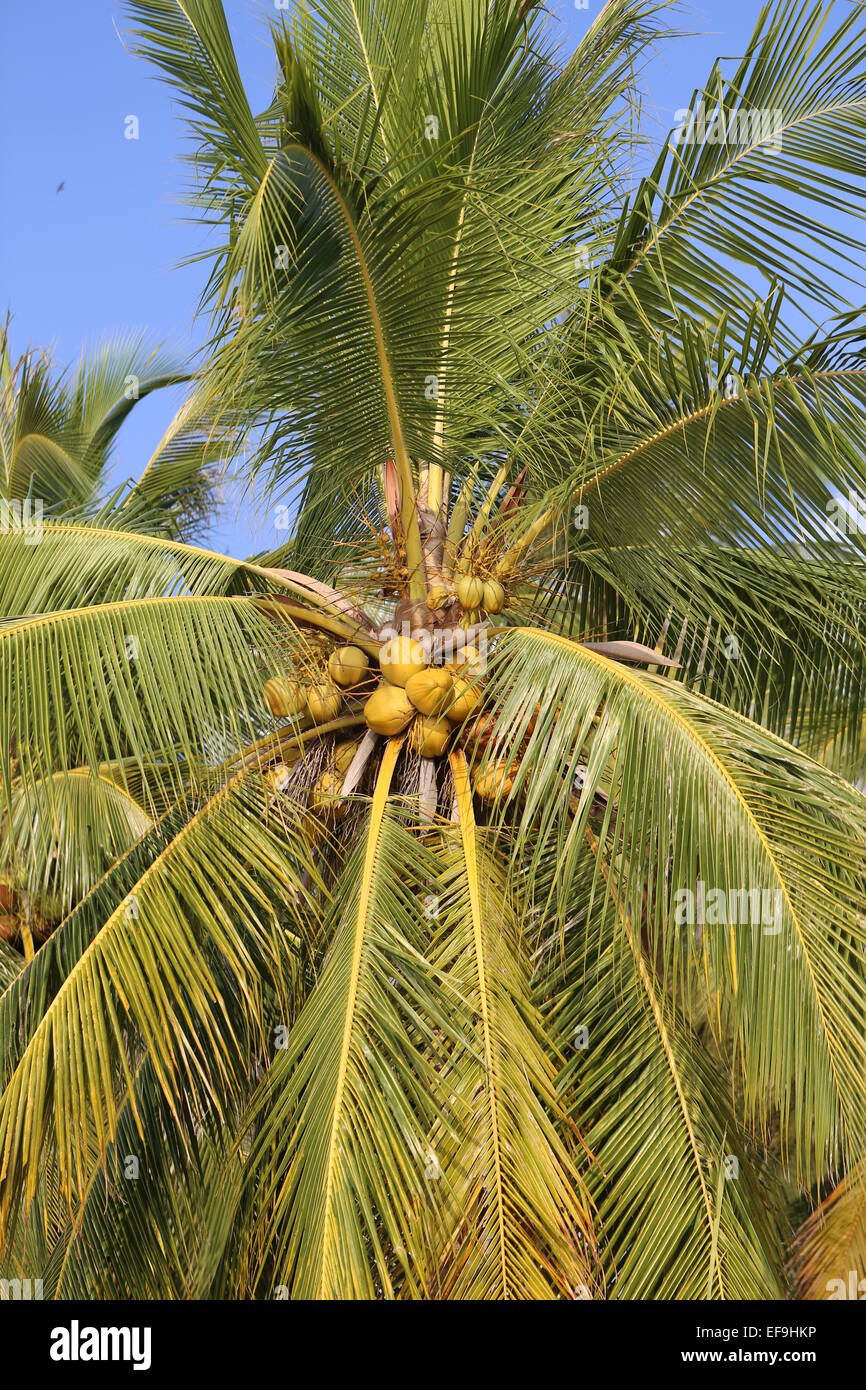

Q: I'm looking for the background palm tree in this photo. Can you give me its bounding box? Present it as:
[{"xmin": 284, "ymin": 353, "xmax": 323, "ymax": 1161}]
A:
[
  {"xmin": 0, "ymin": 319, "xmax": 219, "ymax": 529},
  {"xmin": 1, "ymin": 0, "xmax": 865, "ymax": 1298},
  {"xmin": 0, "ymin": 322, "xmax": 223, "ymax": 951}
]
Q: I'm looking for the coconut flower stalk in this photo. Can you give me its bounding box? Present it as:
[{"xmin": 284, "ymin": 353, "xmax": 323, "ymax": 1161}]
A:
[{"xmin": 1, "ymin": 0, "xmax": 866, "ymax": 1303}]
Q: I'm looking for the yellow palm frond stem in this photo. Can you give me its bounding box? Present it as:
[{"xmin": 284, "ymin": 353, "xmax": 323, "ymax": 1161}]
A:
[
  {"xmin": 18, "ymin": 919, "xmax": 35, "ymax": 963},
  {"xmin": 232, "ymin": 713, "xmax": 367, "ymax": 773},
  {"xmin": 442, "ymin": 478, "xmax": 474, "ymax": 579},
  {"xmin": 256, "ymin": 595, "xmax": 382, "ymax": 660},
  {"xmin": 435, "ymin": 752, "xmax": 598, "ymax": 1298},
  {"xmin": 273, "ymin": 144, "xmax": 427, "ymax": 603},
  {"xmin": 259, "ymin": 567, "xmax": 376, "ymax": 634},
  {"xmin": 461, "ymin": 462, "xmax": 509, "ymax": 561},
  {"xmin": 494, "ymin": 506, "xmax": 554, "ymax": 579}
]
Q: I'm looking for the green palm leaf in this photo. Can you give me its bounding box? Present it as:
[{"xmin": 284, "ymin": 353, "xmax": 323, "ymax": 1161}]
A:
[
  {"xmin": 428, "ymin": 751, "xmax": 596, "ymax": 1299},
  {"xmin": 244, "ymin": 740, "xmax": 453, "ymax": 1298},
  {"xmin": 0, "ymin": 767, "xmax": 317, "ymax": 1234},
  {"xmin": 480, "ymin": 627, "xmax": 866, "ymax": 1181}
]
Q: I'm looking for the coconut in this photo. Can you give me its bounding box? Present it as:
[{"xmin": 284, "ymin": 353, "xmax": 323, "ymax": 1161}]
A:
[
  {"xmin": 466, "ymin": 712, "xmax": 496, "ymax": 746},
  {"xmin": 263, "ymin": 676, "xmax": 307, "ymax": 719},
  {"xmin": 306, "ymin": 682, "xmax": 342, "ymax": 724},
  {"xmin": 379, "ymin": 635, "xmax": 429, "ymax": 687},
  {"xmin": 266, "ymin": 762, "xmax": 291, "ymax": 793},
  {"xmin": 328, "ymin": 645, "xmax": 369, "ymax": 689},
  {"xmin": 405, "ymin": 666, "xmax": 454, "ymax": 717},
  {"xmin": 410, "ymin": 715, "xmax": 452, "ymax": 759},
  {"xmin": 448, "ymin": 640, "xmax": 483, "ymax": 675},
  {"xmin": 455, "ymin": 573, "xmax": 484, "ymax": 610},
  {"xmin": 460, "ymin": 607, "xmax": 480, "ymax": 629},
  {"xmin": 334, "ymin": 739, "xmax": 361, "ymax": 774},
  {"xmin": 364, "ymin": 682, "xmax": 416, "ymax": 734},
  {"xmin": 474, "ymin": 761, "xmax": 515, "ymax": 801},
  {"xmin": 311, "ymin": 770, "xmax": 347, "ymax": 819},
  {"xmin": 426, "ymin": 583, "xmax": 450, "ymax": 611},
  {"xmin": 482, "ymin": 579, "xmax": 505, "ymax": 614},
  {"xmin": 447, "ymin": 675, "xmax": 483, "ymax": 723}
]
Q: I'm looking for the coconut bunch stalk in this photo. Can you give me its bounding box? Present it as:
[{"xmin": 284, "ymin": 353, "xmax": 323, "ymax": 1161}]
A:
[
  {"xmin": 253, "ymin": 453, "xmax": 552, "ymax": 826},
  {"xmin": 255, "ymin": 436, "xmax": 665, "ymax": 994}
]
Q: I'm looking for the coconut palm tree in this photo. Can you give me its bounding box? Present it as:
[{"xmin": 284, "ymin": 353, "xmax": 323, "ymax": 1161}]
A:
[
  {"xmin": 1, "ymin": 0, "xmax": 866, "ymax": 1299},
  {"xmin": 0, "ymin": 323, "xmax": 223, "ymax": 952},
  {"xmin": 0, "ymin": 319, "xmax": 224, "ymax": 537}
]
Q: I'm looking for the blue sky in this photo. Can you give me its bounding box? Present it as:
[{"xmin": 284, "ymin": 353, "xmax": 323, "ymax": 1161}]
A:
[{"xmin": 1, "ymin": 0, "xmax": 764, "ymax": 556}]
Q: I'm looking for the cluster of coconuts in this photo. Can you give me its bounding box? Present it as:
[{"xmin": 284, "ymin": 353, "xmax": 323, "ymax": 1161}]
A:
[
  {"xmin": 264, "ymin": 632, "xmax": 530, "ymax": 812},
  {"xmin": 262, "ymin": 577, "xmax": 498, "ymax": 825},
  {"xmin": 453, "ymin": 569, "xmax": 504, "ymax": 627},
  {"xmin": 263, "ymin": 636, "xmax": 483, "ymax": 814},
  {"xmin": 263, "ymin": 644, "xmax": 372, "ymax": 726},
  {"xmin": 363, "ymin": 635, "xmax": 482, "ymax": 755},
  {"xmin": 263, "ymin": 646, "xmax": 372, "ymax": 815},
  {"xmin": 266, "ymin": 736, "xmax": 361, "ymax": 820}
]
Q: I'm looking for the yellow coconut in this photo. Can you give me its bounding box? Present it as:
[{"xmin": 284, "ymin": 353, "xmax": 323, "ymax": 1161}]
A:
[
  {"xmin": 474, "ymin": 761, "xmax": 515, "ymax": 801},
  {"xmin": 426, "ymin": 583, "xmax": 450, "ymax": 611},
  {"xmin": 449, "ymin": 641, "xmax": 483, "ymax": 676},
  {"xmin": 263, "ymin": 676, "xmax": 307, "ymax": 719},
  {"xmin": 405, "ymin": 666, "xmax": 454, "ymax": 717},
  {"xmin": 460, "ymin": 607, "xmax": 481, "ymax": 629},
  {"xmin": 364, "ymin": 682, "xmax": 416, "ymax": 734},
  {"xmin": 266, "ymin": 762, "xmax": 291, "ymax": 794},
  {"xmin": 306, "ymin": 682, "xmax": 342, "ymax": 724},
  {"xmin": 410, "ymin": 715, "xmax": 452, "ymax": 759},
  {"xmin": 328, "ymin": 645, "xmax": 369, "ymax": 689},
  {"xmin": 379, "ymin": 635, "xmax": 429, "ymax": 688},
  {"xmin": 482, "ymin": 579, "xmax": 505, "ymax": 614},
  {"xmin": 455, "ymin": 573, "xmax": 484, "ymax": 610},
  {"xmin": 447, "ymin": 675, "xmax": 483, "ymax": 723},
  {"xmin": 334, "ymin": 739, "xmax": 361, "ymax": 774},
  {"xmin": 311, "ymin": 769, "xmax": 346, "ymax": 818}
]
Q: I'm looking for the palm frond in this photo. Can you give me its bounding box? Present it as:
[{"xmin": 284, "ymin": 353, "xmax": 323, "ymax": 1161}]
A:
[
  {"xmin": 601, "ymin": 0, "xmax": 866, "ymax": 335},
  {"xmin": 0, "ymin": 768, "xmax": 318, "ymax": 1239},
  {"xmin": 792, "ymin": 1164, "xmax": 866, "ymax": 1298},
  {"xmin": 244, "ymin": 740, "xmax": 454, "ymax": 1298},
  {"xmin": 536, "ymin": 829, "xmax": 789, "ymax": 1298},
  {"xmin": 425, "ymin": 752, "xmax": 596, "ymax": 1299},
  {"xmin": 0, "ymin": 589, "xmax": 321, "ymax": 824},
  {"xmin": 2, "ymin": 768, "xmax": 152, "ymax": 922},
  {"xmin": 480, "ymin": 627, "xmax": 866, "ymax": 1182}
]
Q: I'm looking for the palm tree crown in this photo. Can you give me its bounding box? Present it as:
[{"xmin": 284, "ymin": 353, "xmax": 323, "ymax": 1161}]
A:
[{"xmin": 1, "ymin": 0, "xmax": 866, "ymax": 1299}]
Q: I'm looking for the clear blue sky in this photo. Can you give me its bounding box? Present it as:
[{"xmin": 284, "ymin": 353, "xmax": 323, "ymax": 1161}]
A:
[{"xmin": 1, "ymin": 0, "xmax": 761, "ymax": 557}]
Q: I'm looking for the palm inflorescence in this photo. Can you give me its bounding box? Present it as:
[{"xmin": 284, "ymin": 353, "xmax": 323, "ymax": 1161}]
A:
[{"xmin": 1, "ymin": 0, "xmax": 866, "ymax": 1299}]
